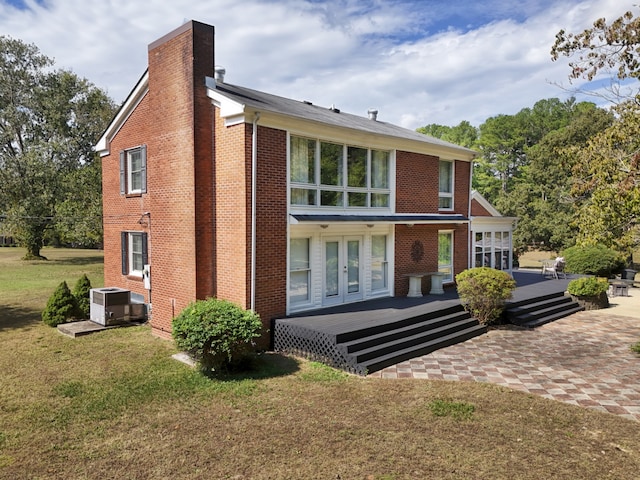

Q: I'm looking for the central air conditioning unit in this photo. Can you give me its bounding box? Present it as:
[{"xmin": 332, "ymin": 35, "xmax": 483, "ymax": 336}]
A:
[{"xmin": 90, "ymin": 287, "xmax": 139, "ymax": 326}]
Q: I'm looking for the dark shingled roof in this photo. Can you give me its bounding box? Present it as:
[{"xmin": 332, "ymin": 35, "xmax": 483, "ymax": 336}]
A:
[{"xmin": 210, "ymin": 80, "xmax": 476, "ymax": 156}]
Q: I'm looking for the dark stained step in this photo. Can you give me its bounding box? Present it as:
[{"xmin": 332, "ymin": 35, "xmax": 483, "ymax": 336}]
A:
[
  {"xmin": 505, "ymin": 292, "xmax": 584, "ymax": 328},
  {"xmin": 513, "ymin": 305, "xmax": 584, "ymax": 329},
  {"xmin": 357, "ymin": 324, "xmax": 487, "ymax": 374},
  {"xmin": 341, "ymin": 310, "xmax": 473, "ymax": 354},
  {"xmin": 347, "ymin": 317, "xmax": 480, "ymax": 363},
  {"xmin": 334, "ymin": 303, "xmax": 465, "ymax": 344}
]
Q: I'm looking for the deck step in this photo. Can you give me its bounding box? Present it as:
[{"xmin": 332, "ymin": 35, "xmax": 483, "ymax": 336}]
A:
[
  {"xmin": 506, "ymin": 292, "xmax": 583, "ymax": 328},
  {"xmin": 334, "ymin": 303, "xmax": 464, "ymax": 343},
  {"xmin": 358, "ymin": 324, "xmax": 487, "ymax": 374},
  {"xmin": 514, "ymin": 305, "xmax": 584, "ymax": 328},
  {"xmin": 342, "ymin": 311, "xmax": 472, "ymax": 354},
  {"xmin": 349, "ymin": 317, "xmax": 479, "ymax": 363},
  {"xmin": 507, "ymin": 295, "xmax": 572, "ymax": 316}
]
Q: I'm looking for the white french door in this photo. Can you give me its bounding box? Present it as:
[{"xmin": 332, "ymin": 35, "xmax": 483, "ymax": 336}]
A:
[{"xmin": 323, "ymin": 236, "xmax": 363, "ymax": 306}]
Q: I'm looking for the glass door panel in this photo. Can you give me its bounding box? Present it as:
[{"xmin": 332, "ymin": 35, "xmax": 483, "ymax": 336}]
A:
[
  {"xmin": 323, "ymin": 236, "xmax": 362, "ymax": 305},
  {"xmin": 438, "ymin": 232, "xmax": 453, "ymax": 283},
  {"xmin": 347, "ymin": 239, "xmax": 360, "ymax": 294},
  {"xmin": 325, "ymin": 240, "xmax": 339, "ymax": 298}
]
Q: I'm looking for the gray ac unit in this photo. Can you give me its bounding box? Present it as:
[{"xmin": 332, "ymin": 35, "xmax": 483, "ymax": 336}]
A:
[{"xmin": 90, "ymin": 287, "xmax": 132, "ymax": 326}]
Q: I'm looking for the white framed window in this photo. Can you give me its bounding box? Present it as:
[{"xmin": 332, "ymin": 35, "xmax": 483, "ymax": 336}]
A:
[
  {"xmin": 473, "ymin": 230, "xmax": 511, "ymax": 270},
  {"xmin": 120, "ymin": 145, "xmax": 147, "ymax": 195},
  {"xmin": 289, "ymin": 237, "xmax": 311, "ymax": 306},
  {"xmin": 121, "ymin": 231, "xmax": 148, "ymax": 276},
  {"xmin": 289, "ymin": 135, "xmax": 390, "ymax": 209},
  {"xmin": 475, "ymin": 232, "xmax": 491, "ymax": 267},
  {"xmin": 438, "ymin": 160, "xmax": 453, "ymax": 210},
  {"xmin": 438, "ymin": 231, "xmax": 454, "ymax": 282}
]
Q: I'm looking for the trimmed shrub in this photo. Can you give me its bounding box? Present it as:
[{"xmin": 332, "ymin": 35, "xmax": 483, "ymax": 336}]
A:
[
  {"xmin": 567, "ymin": 276, "xmax": 610, "ymax": 310},
  {"xmin": 562, "ymin": 244, "xmax": 624, "ymax": 277},
  {"xmin": 42, "ymin": 281, "xmax": 76, "ymax": 327},
  {"xmin": 172, "ymin": 298, "xmax": 262, "ymax": 372},
  {"xmin": 72, "ymin": 274, "xmax": 92, "ymax": 319},
  {"xmin": 567, "ymin": 277, "xmax": 609, "ymax": 297},
  {"xmin": 456, "ymin": 267, "xmax": 516, "ymax": 325}
]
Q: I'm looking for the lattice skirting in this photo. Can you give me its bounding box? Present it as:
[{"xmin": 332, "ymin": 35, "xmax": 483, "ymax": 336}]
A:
[{"xmin": 273, "ymin": 321, "xmax": 365, "ymax": 375}]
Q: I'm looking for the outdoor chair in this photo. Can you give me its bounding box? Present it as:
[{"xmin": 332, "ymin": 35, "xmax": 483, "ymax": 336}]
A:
[{"xmin": 542, "ymin": 257, "xmax": 566, "ymax": 279}]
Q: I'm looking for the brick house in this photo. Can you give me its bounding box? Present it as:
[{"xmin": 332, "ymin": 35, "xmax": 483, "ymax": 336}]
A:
[{"xmin": 95, "ymin": 20, "xmax": 512, "ymax": 342}]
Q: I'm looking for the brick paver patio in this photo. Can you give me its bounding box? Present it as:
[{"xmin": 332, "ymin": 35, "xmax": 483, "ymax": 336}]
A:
[{"xmin": 369, "ymin": 309, "xmax": 640, "ymax": 422}]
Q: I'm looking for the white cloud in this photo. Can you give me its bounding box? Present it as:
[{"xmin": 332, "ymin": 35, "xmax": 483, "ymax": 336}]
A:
[{"xmin": 0, "ymin": 0, "xmax": 634, "ymax": 128}]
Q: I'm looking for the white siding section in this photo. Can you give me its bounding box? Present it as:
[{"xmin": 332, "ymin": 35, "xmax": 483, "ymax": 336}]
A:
[{"xmin": 288, "ymin": 224, "xmax": 394, "ymax": 314}]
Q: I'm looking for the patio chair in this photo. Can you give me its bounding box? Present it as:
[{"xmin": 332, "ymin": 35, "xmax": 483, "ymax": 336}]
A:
[{"xmin": 542, "ymin": 257, "xmax": 566, "ymax": 279}]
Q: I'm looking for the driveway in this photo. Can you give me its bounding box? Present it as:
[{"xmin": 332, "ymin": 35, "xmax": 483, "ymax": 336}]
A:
[{"xmin": 369, "ymin": 290, "xmax": 640, "ymax": 422}]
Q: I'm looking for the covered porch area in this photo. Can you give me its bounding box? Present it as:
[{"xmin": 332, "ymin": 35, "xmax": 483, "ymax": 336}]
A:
[{"xmin": 273, "ymin": 270, "xmax": 579, "ymax": 375}]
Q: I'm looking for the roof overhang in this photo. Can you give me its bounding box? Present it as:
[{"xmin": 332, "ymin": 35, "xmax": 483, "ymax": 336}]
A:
[
  {"xmin": 290, "ymin": 213, "xmax": 469, "ymax": 226},
  {"xmin": 95, "ymin": 70, "xmax": 149, "ymax": 156},
  {"xmin": 205, "ymin": 77, "xmax": 475, "ymax": 161}
]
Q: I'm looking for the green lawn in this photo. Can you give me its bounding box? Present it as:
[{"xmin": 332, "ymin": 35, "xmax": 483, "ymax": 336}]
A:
[{"xmin": 1, "ymin": 248, "xmax": 640, "ymax": 479}]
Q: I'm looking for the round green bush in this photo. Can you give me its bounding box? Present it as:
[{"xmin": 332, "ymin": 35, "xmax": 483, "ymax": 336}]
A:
[
  {"xmin": 455, "ymin": 267, "xmax": 516, "ymax": 325},
  {"xmin": 172, "ymin": 298, "xmax": 262, "ymax": 372},
  {"xmin": 562, "ymin": 244, "xmax": 624, "ymax": 277},
  {"xmin": 567, "ymin": 277, "xmax": 609, "ymax": 297},
  {"xmin": 42, "ymin": 281, "xmax": 76, "ymax": 327}
]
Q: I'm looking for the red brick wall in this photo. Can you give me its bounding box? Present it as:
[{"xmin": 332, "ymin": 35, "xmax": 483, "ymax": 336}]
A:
[
  {"xmin": 395, "ymin": 151, "xmax": 439, "ymax": 213},
  {"xmin": 453, "ymin": 160, "xmax": 471, "ymax": 215},
  {"xmin": 102, "ymin": 95, "xmax": 152, "ymax": 299},
  {"xmin": 394, "ymin": 224, "xmax": 439, "ymax": 295},
  {"xmin": 254, "ymin": 125, "xmax": 288, "ymax": 334},
  {"xmin": 145, "ymin": 21, "xmax": 215, "ymax": 338},
  {"xmin": 471, "ymin": 198, "xmax": 492, "ymax": 216},
  {"xmin": 213, "ymin": 111, "xmax": 250, "ymax": 308},
  {"xmin": 393, "ymin": 153, "xmax": 471, "ymax": 293}
]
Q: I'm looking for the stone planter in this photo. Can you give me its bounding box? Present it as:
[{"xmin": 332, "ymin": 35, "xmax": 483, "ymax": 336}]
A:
[{"xmin": 567, "ymin": 292, "xmax": 609, "ymax": 310}]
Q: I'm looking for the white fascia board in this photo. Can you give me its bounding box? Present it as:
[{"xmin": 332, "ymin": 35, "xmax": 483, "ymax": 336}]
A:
[
  {"xmin": 95, "ymin": 71, "xmax": 149, "ymax": 156},
  {"xmin": 471, "ymin": 216, "xmax": 518, "ymax": 226},
  {"xmin": 256, "ymin": 111, "xmax": 475, "ymax": 161},
  {"xmin": 206, "ymin": 79, "xmax": 246, "ymax": 120},
  {"xmin": 205, "ymin": 78, "xmax": 474, "ymax": 161}
]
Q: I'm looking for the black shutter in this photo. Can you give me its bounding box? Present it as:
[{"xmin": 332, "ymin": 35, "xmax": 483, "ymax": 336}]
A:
[
  {"xmin": 121, "ymin": 232, "xmax": 128, "ymax": 275},
  {"xmin": 140, "ymin": 145, "xmax": 147, "ymax": 193},
  {"xmin": 119, "ymin": 150, "xmax": 126, "ymax": 194},
  {"xmin": 142, "ymin": 232, "xmax": 148, "ymax": 266}
]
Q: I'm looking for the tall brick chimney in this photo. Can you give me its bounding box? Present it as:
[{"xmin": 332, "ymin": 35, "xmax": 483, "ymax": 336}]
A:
[{"xmin": 145, "ymin": 21, "xmax": 215, "ymax": 337}]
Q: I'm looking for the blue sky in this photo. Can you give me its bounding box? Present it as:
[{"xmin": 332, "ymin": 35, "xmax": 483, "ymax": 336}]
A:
[{"xmin": 0, "ymin": 0, "xmax": 633, "ymax": 128}]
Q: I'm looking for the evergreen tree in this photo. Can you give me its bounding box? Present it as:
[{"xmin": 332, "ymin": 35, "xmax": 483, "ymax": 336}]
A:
[{"xmin": 42, "ymin": 281, "xmax": 76, "ymax": 327}]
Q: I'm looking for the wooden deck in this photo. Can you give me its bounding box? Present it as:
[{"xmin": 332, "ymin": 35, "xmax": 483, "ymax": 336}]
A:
[
  {"xmin": 280, "ymin": 270, "xmax": 572, "ymax": 332},
  {"xmin": 273, "ymin": 270, "xmax": 578, "ymax": 374}
]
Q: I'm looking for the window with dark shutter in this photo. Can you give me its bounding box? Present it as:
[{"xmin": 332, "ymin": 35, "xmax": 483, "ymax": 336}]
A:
[
  {"xmin": 119, "ymin": 151, "xmax": 126, "ymax": 194},
  {"xmin": 120, "ymin": 145, "xmax": 147, "ymax": 195},
  {"xmin": 121, "ymin": 232, "xmax": 128, "ymax": 275}
]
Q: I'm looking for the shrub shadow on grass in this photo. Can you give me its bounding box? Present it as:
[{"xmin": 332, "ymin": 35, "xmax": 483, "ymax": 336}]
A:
[
  {"xmin": 202, "ymin": 352, "xmax": 301, "ymax": 381},
  {"xmin": 48, "ymin": 255, "xmax": 104, "ymax": 266},
  {"xmin": 0, "ymin": 304, "xmax": 41, "ymax": 331}
]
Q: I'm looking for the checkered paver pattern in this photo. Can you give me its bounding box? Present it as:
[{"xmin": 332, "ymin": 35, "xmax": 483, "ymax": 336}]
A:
[{"xmin": 368, "ymin": 311, "xmax": 640, "ymax": 422}]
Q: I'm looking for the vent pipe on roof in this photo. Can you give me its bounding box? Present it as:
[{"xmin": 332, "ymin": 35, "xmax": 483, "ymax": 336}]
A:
[
  {"xmin": 214, "ymin": 66, "xmax": 226, "ymax": 83},
  {"xmin": 368, "ymin": 108, "xmax": 378, "ymax": 121}
]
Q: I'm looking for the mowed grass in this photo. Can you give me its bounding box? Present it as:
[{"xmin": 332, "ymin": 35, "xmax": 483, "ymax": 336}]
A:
[{"xmin": 2, "ymin": 248, "xmax": 640, "ymax": 479}]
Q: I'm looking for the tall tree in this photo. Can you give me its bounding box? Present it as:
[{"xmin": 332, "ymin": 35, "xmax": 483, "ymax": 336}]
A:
[
  {"xmin": 509, "ymin": 103, "xmax": 613, "ymax": 251},
  {"xmin": 552, "ymin": 9, "xmax": 640, "ymax": 260},
  {"xmin": 474, "ymin": 98, "xmax": 578, "ymax": 207},
  {"xmin": 569, "ymin": 103, "xmax": 640, "ymax": 262},
  {"xmin": 0, "ymin": 36, "xmax": 115, "ymax": 258},
  {"xmin": 417, "ymin": 120, "xmax": 478, "ymax": 149}
]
